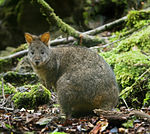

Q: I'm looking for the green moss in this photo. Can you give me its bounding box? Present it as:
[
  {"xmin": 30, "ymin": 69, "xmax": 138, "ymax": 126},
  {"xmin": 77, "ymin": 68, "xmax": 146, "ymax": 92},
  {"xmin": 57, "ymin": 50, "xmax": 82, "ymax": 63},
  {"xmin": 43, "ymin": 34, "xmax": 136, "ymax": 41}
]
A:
[
  {"xmin": 102, "ymin": 50, "xmax": 150, "ymax": 87},
  {"xmin": 109, "ymin": 10, "xmax": 150, "ymax": 55},
  {"xmin": 101, "ymin": 50, "xmax": 150, "ymax": 108},
  {"xmin": 101, "ymin": 12, "xmax": 150, "ymax": 107},
  {"xmin": 143, "ymin": 90, "xmax": 150, "ymax": 106},
  {"xmin": 114, "ymin": 25, "xmax": 150, "ymax": 54},
  {"xmin": 0, "ymin": 80, "xmax": 16, "ymax": 95},
  {"xmin": 12, "ymin": 84, "xmax": 51, "ymax": 109},
  {"xmin": 126, "ymin": 10, "xmax": 150, "ymax": 29},
  {"xmin": 0, "ymin": 58, "xmax": 12, "ymax": 73},
  {"xmin": 3, "ymin": 71, "xmax": 38, "ymax": 86}
]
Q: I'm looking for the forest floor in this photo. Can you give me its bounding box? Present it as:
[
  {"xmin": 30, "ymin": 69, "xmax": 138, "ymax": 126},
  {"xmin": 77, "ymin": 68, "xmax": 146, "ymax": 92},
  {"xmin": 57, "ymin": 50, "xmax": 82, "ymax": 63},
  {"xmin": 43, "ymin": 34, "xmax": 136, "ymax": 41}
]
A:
[{"xmin": 0, "ymin": 91, "xmax": 150, "ymax": 134}]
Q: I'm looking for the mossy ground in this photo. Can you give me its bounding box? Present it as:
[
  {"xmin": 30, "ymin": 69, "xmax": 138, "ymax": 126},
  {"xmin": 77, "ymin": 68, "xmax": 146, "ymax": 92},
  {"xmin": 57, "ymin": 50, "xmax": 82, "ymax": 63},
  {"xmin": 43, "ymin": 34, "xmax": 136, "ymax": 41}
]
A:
[
  {"xmin": 126, "ymin": 10, "xmax": 150, "ymax": 29},
  {"xmin": 100, "ymin": 10, "xmax": 150, "ymax": 108},
  {"xmin": 12, "ymin": 84, "xmax": 51, "ymax": 109},
  {"xmin": 0, "ymin": 80, "xmax": 16, "ymax": 95},
  {"xmin": 0, "ymin": 73, "xmax": 51, "ymax": 109},
  {"xmin": 3, "ymin": 71, "xmax": 38, "ymax": 86},
  {"xmin": 115, "ymin": 25, "xmax": 150, "ymax": 54},
  {"xmin": 101, "ymin": 50, "xmax": 150, "ymax": 108}
]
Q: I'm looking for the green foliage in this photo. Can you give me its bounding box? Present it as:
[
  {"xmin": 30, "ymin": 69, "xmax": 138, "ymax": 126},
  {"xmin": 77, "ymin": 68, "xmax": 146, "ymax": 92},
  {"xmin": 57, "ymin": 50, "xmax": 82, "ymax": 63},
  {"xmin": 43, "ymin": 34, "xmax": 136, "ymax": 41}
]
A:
[
  {"xmin": 0, "ymin": 80, "xmax": 16, "ymax": 95},
  {"xmin": 126, "ymin": 10, "xmax": 150, "ymax": 29},
  {"xmin": 5, "ymin": 123, "xmax": 14, "ymax": 129},
  {"xmin": 143, "ymin": 91, "xmax": 150, "ymax": 106},
  {"xmin": 122, "ymin": 119, "xmax": 134, "ymax": 128},
  {"xmin": 0, "ymin": 0, "xmax": 5, "ymax": 5},
  {"xmin": 110, "ymin": 10, "xmax": 150, "ymax": 54},
  {"xmin": 115, "ymin": 24, "xmax": 150, "ymax": 54},
  {"xmin": 101, "ymin": 50, "xmax": 150, "ymax": 108},
  {"xmin": 102, "ymin": 50, "xmax": 150, "ymax": 88},
  {"xmin": 100, "ymin": 10, "xmax": 150, "ymax": 108},
  {"xmin": 12, "ymin": 84, "xmax": 51, "ymax": 109}
]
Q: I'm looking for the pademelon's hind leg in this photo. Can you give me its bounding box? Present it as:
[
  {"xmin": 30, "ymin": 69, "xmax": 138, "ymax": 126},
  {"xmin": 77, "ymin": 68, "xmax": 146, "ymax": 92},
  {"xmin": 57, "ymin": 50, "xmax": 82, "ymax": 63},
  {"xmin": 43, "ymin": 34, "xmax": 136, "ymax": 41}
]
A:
[{"xmin": 56, "ymin": 78, "xmax": 94, "ymax": 117}]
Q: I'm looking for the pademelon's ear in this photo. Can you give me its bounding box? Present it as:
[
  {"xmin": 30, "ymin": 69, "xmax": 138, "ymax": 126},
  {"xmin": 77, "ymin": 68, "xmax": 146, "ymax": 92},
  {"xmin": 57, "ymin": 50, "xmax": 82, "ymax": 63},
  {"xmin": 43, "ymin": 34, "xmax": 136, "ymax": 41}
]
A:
[
  {"xmin": 25, "ymin": 33, "xmax": 33, "ymax": 45},
  {"xmin": 40, "ymin": 32, "xmax": 50, "ymax": 46}
]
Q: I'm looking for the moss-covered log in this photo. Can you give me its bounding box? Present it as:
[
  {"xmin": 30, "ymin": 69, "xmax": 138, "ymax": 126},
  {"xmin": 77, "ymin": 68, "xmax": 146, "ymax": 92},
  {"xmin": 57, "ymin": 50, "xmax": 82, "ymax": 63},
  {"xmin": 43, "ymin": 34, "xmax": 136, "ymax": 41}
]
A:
[
  {"xmin": 35, "ymin": 0, "xmax": 105, "ymax": 46},
  {"xmin": 12, "ymin": 84, "xmax": 51, "ymax": 108},
  {"xmin": 2, "ymin": 71, "xmax": 38, "ymax": 86},
  {"xmin": 101, "ymin": 50, "xmax": 150, "ymax": 108}
]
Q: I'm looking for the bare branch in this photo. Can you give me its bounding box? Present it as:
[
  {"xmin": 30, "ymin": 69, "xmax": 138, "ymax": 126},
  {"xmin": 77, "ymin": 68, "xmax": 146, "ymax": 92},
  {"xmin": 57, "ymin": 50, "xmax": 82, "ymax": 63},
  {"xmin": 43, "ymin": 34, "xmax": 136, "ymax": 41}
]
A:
[
  {"xmin": 0, "ymin": 49, "xmax": 28, "ymax": 60},
  {"xmin": 0, "ymin": 106, "xmax": 14, "ymax": 112},
  {"xmin": 94, "ymin": 109, "xmax": 150, "ymax": 122},
  {"xmin": 84, "ymin": 16, "xmax": 127, "ymax": 35},
  {"xmin": 50, "ymin": 37, "xmax": 75, "ymax": 46}
]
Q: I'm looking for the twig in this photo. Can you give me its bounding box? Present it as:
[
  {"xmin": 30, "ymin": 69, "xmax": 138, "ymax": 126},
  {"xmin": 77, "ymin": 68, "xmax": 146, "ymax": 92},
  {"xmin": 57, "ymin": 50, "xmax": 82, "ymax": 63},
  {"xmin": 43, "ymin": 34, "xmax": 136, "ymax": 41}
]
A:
[
  {"xmin": 1, "ymin": 94, "xmax": 14, "ymax": 107},
  {"xmin": 84, "ymin": 16, "xmax": 127, "ymax": 35},
  {"xmin": 90, "ymin": 23, "xmax": 150, "ymax": 50},
  {"xmin": 120, "ymin": 67, "xmax": 150, "ymax": 96},
  {"xmin": 0, "ymin": 49, "xmax": 28, "ymax": 60},
  {"xmin": 131, "ymin": 110, "xmax": 150, "ymax": 123},
  {"xmin": 122, "ymin": 98, "xmax": 129, "ymax": 109},
  {"xmin": 1, "ymin": 77, "xmax": 6, "ymax": 102},
  {"xmin": 94, "ymin": 109, "xmax": 131, "ymax": 121},
  {"xmin": 94, "ymin": 109, "xmax": 150, "ymax": 122},
  {"xmin": 50, "ymin": 36, "xmax": 75, "ymax": 46},
  {"xmin": 0, "ymin": 106, "xmax": 14, "ymax": 111},
  {"xmin": 86, "ymin": 11, "xmax": 149, "ymax": 36}
]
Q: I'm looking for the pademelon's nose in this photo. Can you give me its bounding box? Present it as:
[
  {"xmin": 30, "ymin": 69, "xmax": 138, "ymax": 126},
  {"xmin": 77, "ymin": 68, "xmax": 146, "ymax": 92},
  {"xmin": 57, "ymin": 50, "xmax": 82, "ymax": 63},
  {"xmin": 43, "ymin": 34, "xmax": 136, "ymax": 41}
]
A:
[{"xmin": 35, "ymin": 61, "xmax": 40, "ymax": 65}]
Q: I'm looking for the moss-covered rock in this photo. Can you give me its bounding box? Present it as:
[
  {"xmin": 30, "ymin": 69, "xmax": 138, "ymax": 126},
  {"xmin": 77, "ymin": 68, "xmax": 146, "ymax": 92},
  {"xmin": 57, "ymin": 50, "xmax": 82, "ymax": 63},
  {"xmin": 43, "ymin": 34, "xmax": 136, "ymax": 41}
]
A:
[
  {"xmin": 102, "ymin": 50, "xmax": 150, "ymax": 87},
  {"xmin": 101, "ymin": 50, "xmax": 150, "ymax": 108},
  {"xmin": 3, "ymin": 71, "xmax": 38, "ymax": 86},
  {"xmin": 114, "ymin": 23, "xmax": 150, "ymax": 54},
  {"xmin": 101, "ymin": 10, "xmax": 150, "ymax": 107},
  {"xmin": 12, "ymin": 84, "xmax": 51, "ymax": 109}
]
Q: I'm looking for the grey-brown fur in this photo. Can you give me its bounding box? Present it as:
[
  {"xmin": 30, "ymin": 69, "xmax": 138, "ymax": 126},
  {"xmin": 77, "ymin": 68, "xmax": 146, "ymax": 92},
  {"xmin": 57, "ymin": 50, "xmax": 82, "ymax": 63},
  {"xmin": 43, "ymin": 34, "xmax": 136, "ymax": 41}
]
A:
[{"xmin": 25, "ymin": 32, "xmax": 119, "ymax": 117}]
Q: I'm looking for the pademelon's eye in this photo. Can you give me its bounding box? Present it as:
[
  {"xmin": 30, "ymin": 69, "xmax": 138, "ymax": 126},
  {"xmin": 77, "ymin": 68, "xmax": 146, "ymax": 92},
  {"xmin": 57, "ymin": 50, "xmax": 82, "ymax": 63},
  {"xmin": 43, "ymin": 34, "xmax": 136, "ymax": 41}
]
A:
[
  {"xmin": 30, "ymin": 51, "xmax": 34, "ymax": 55},
  {"xmin": 41, "ymin": 50, "xmax": 44, "ymax": 55}
]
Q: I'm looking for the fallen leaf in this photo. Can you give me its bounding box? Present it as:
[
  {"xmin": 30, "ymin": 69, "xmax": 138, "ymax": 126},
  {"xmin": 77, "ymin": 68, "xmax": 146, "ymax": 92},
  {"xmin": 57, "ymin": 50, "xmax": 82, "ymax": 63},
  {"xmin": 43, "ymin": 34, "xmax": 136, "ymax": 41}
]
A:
[{"xmin": 89, "ymin": 120, "xmax": 108, "ymax": 134}]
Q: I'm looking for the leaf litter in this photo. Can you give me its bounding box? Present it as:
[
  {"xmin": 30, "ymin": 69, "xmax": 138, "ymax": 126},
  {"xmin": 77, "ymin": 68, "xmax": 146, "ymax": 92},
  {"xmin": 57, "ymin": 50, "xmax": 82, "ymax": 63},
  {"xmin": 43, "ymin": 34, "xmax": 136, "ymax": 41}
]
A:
[{"xmin": 0, "ymin": 91, "xmax": 150, "ymax": 134}]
